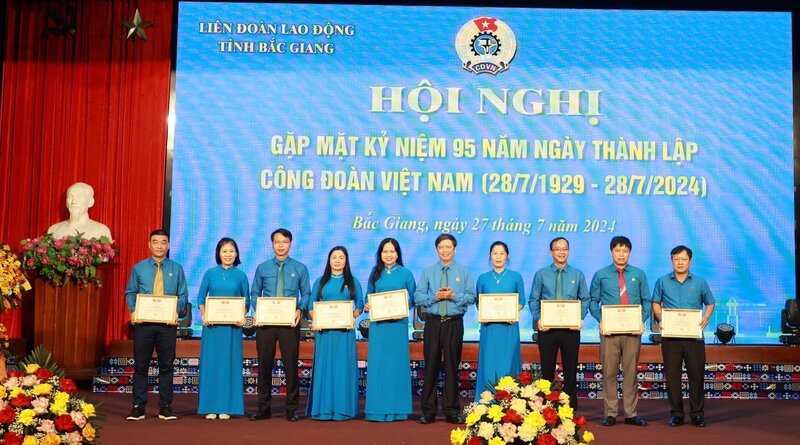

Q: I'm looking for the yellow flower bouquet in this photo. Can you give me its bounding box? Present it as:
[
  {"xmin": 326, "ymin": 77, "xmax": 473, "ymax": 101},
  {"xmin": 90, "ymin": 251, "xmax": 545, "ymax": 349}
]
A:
[
  {"xmin": 0, "ymin": 346, "xmax": 99, "ymax": 444},
  {"xmin": 0, "ymin": 244, "xmax": 30, "ymax": 312},
  {"xmin": 450, "ymin": 370, "xmax": 595, "ymax": 445}
]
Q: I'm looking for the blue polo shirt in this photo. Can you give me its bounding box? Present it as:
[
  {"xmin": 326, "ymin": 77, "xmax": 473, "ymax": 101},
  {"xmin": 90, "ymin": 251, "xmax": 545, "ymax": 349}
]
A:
[{"xmin": 653, "ymin": 272, "xmax": 714, "ymax": 309}]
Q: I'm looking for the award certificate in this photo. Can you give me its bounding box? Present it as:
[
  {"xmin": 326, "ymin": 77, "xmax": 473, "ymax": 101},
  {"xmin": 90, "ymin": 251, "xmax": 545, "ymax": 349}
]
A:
[
  {"xmin": 312, "ymin": 301, "xmax": 354, "ymax": 330},
  {"xmin": 254, "ymin": 297, "xmax": 297, "ymax": 326},
  {"xmin": 368, "ymin": 289, "xmax": 409, "ymax": 321},
  {"xmin": 478, "ymin": 293, "xmax": 519, "ymax": 323},
  {"xmin": 540, "ymin": 300, "xmax": 582, "ymax": 329},
  {"xmin": 133, "ymin": 294, "xmax": 178, "ymax": 324},
  {"xmin": 661, "ymin": 308, "xmax": 703, "ymax": 339},
  {"xmin": 602, "ymin": 304, "xmax": 642, "ymax": 334},
  {"xmin": 204, "ymin": 297, "xmax": 246, "ymax": 325}
]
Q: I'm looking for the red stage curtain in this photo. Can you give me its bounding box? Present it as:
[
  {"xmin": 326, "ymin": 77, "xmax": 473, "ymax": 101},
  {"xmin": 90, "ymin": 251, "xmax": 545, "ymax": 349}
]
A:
[{"xmin": 0, "ymin": 0, "xmax": 174, "ymax": 343}]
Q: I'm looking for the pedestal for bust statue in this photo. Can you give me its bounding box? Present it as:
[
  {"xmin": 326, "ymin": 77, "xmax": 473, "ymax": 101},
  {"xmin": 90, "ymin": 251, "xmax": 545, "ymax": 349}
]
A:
[{"xmin": 33, "ymin": 266, "xmax": 114, "ymax": 379}]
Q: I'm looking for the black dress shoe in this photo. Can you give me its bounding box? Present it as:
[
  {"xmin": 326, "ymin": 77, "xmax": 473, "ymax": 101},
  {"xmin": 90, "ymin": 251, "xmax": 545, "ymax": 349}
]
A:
[
  {"xmin": 624, "ymin": 416, "xmax": 648, "ymax": 426},
  {"xmin": 668, "ymin": 416, "xmax": 684, "ymax": 427},
  {"xmin": 286, "ymin": 411, "xmax": 301, "ymax": 422},
  {"xmin": 445, "ymin": 415, "xmax": 464, "ymax": 424},
  {"xmin": 249, "ymin": 411, "xmax": 271, "ymax": 421},
  {"xmin": 418, "ymin": 415, "xmax": 434, "ymax": 424},
  {"xmin": 691, "ymin": 416, "xmax": 706, "ymax": 427},
  {"xmin": 601, "ymin": 416, "xmax": 616, "ymax": 426}
]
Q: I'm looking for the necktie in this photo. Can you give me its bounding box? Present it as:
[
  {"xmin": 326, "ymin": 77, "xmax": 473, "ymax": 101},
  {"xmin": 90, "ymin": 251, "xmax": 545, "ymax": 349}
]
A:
[
  {"xmin": 617, "ymin": 268, "xmax": 629, "ymax": 305},
  {"xmin": 276, "ymin": 261, "xmax": 285, "ymax": 297},
  {"xmin": 153, "ymin": 262, "xmax": 164, "ymax": 296},
  {"xmin": 438, "ymin": 266, "xmax": 449, "ymax": 316},
  {"xmin": 556, "ymin": 268, "xmax": 564, "ymax": 300}
]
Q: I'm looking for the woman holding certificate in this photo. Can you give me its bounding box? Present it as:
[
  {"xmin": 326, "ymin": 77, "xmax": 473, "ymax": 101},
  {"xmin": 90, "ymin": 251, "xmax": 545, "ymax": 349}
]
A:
[
  {"xmin": 307, "ymin": 246, "xmax": 364, "ymax": 420},
  {"xmin": 364, "ymin": 238, "xmax": 416, "ymax": 422},
  {"xmin": 196, "ymin": 237, "xmax": 250, "ymax": 420},
  {"xmin": 474, "ymin": 241, "xmax": 525, "ymax": 399}
]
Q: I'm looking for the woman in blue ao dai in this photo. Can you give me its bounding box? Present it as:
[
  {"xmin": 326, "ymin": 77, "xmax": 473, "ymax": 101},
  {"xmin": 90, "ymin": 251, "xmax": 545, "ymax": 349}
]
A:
[
  {"xmin": 197, "ymin": 237, "xmax": 250, "ymax": 419},
  {"xmin": 364, "ymin": 238, "xmax": 416, "ymax": 421},
  {"xmin": 475, "ymin": 241, "xmax": 525, "ymax": 400},
  {"xmin": 307, "ymin": 246, "xmax": 364, "ymax": 420}
]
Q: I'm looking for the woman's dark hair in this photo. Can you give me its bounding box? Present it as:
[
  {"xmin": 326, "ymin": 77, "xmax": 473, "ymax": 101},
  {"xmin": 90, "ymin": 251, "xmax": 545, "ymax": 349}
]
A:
[
  {"xmin": 215, "ymin": 237, "xmax": 241, "ymax": 266},
  {"xmin": 317, "ymin": 246, "xmax": 356, "ymax": 300},
  {"xmin": 369, "ymin": 238, "xmax": 404, "ymax": 285}
]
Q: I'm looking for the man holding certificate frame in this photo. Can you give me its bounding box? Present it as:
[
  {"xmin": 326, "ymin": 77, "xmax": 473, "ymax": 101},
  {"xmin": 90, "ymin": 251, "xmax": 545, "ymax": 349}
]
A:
[
  {"xmin": 652, "ymin": 245, "xmax": 715, "ymax": 428},
  {"xmin": 250, "ymin": 228, "xmax": 311, "ymax": 422},
  {"xmin": 414, "ymin": 234, "xmax": 476, "ymax": 425},
  {"xmin": 589, "ymin": 235, "xmax": 651, "ymax": 427},
  {"xmin": 124, "ymin": 229, "xmax": 188, "ymax": 422},
  {"xmin": 530, "ymin": 237, "xmax": 589, "ymax": 409}
]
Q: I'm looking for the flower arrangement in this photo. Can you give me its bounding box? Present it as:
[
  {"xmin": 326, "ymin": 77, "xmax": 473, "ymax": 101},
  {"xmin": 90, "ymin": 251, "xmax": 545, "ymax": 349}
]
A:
[
  {"xmin": 0, "ymin": 244, "xmax": 30, "ymax": 312},
  {"xmin": 20, "ymin": 234, "xmax": 116, "ymax": 289},
  {"xmin": 450, "ymin": 370, "xmax": 595, "ymax": 445},
  {"xmin": 0, "ymin": 346, "xmax": 99, "ymax": 444}
]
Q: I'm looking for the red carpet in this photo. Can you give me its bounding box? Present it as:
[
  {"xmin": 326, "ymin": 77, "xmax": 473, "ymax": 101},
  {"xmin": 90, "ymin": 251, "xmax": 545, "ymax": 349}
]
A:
[{"xmin": 92, "ymin": 393, "xmax": 799, "ymax": 444}]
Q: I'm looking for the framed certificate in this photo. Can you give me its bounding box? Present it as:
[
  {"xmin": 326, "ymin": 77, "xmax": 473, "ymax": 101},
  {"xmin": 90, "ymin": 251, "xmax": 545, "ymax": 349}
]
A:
[
  {"xmin": 133, "ymin": 294, "xmax": 178, "ymax": 324},
  {"xmin": 312, "ymin": 301, "xmax": 354, "ymax": 330},
  {"xmin": 661, "ymin": 308, "xmax": 703, "ymax": 339},
  {"xmin": 204, "ymin": 297, "xmax": 246, "ymax": 325},
  {"xmin": 602, "ymin": 304, "xmax": 642, "ymax": 334},
  {"xmin": 368, "ymin": 289, "xmax": 410, "ymax": 321},
  {"xmin": 254, "ymin": 297, "xmax": 297, "ymax": 326},
  {"xmin": 478, "ymin": 293, "xmax": 519, "ymax": 323},
  {"xmin": 540, "ymin": 300, "xmax": 581, "ymax": 329}
]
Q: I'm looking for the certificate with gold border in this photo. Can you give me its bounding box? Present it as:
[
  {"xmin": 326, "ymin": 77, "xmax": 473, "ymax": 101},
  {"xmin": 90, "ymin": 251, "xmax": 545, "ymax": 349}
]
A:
[
  {"xmin": 133, "ymin": 294, "xmax": 178, "ymax": 324},
  {"xmin": 368, "ymin": 289, "xmax": 409, "ymax": 321},
  {"xmin": 204, "ymin": 297, "xmax": 246, "ymax": 325},
  {"xmin": 602, "ymin": 304, "xmax": 642, "ymax": 334},
  {"xmin": 478, "ymin": 293, "xmax": 519, "ymax": 323},
  {"xmin": 540, "ymin": 300, "xmax": 581, "ymax": 328},
  {"xmin": 254, "ymin": 297, "xmax": 296, "ymax": 326},
  {"xmin": 661, "ymin": 308, "xmax": 702, "ymax": 339},
  {"xmin": 312, "ymin": 301, "xmax": 354, "ymax": 330}
]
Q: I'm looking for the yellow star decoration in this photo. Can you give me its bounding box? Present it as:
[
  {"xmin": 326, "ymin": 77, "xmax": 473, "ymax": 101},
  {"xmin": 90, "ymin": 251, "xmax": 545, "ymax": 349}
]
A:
[{"xmin": 122, "ymin": 8, "xmax": 154, "ymax": 41}]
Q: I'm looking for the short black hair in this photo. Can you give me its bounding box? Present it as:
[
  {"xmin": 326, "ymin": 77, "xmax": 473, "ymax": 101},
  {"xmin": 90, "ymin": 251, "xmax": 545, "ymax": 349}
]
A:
[
  {"xmin": 549, "ymin": 237, "xmax": 569, "ymax": 250},
  {"xmin": 271, "ymin": 228, "xmax": 293, "ymax": 242},
  {"xmin": 610, "ymin": 235, "xmax": 631, "ymax": 251},
  {"xmin": 670, "ymin": 245, "xmax": 693, "ymax": 259},
  {"xmin": 435, "ymin": 233, "xmax": 457, "ymax": 247},
  {"xmin": 150, "ymin": 229, "xmax": 169, "ymax": 240}
]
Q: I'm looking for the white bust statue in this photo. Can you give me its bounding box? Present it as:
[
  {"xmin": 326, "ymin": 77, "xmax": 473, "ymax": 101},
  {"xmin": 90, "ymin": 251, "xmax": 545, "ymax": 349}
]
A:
[{"xmin": 47, "ymin": 182, "xmax": 113, "ymax": 240}]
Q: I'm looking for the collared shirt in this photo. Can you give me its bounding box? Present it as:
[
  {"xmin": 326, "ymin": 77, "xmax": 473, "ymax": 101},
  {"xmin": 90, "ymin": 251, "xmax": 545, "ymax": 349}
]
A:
[
  {"xmin": 529, "ymin": 263, "xmax": 590, "ymax": 326},
  {"xmin": 589, "ymin": 264, "xmax": 651, "ymax": 322},
  {"xmin": 251, "ymin": 256, "xmax": 311, "ymax": 310},
  {"xmin": 413, "ymin": 260, "xmax": 476, "ymax": 316},
  {"xmin": 125, "ymin": 257, "xmax": 189, "ymax": 313},
  {"xmin": 653, "ymin": 272, "xmax": 714, "ymax": 309}
]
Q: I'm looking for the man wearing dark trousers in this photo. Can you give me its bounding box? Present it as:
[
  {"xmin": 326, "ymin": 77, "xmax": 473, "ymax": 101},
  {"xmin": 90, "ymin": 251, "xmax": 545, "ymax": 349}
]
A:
[
  {"xmin": 653, "ymin": 245, "xmax": 714, "ymax": 428},
  {"xmin": 530, "ymin": 237, "xmax": 590, "ymax": 409},
  {"xmin": 414, "ymin": 233, "xmax": 476, "ymax": 425},
  {"xmin": 250, "ymin": 228, "xmax": 311, "ymax": 421},
  {"xmin": 125, "ymin": 229, "xmax": 188, "ymax": 421}
]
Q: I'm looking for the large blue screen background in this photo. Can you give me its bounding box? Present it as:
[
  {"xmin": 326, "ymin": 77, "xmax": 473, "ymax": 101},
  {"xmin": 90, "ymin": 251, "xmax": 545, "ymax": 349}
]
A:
[{"xmin": 171, "ymin": 2, "xmax": 795, "ymax": 343}]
